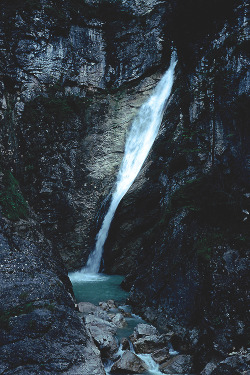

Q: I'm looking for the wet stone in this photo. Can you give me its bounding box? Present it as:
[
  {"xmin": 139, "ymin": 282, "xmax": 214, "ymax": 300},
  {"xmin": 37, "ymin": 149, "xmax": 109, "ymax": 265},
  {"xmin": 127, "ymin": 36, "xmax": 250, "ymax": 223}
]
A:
[{"xmin": 110, "ymin": 350, "xmax": 148, "ymax": 374}]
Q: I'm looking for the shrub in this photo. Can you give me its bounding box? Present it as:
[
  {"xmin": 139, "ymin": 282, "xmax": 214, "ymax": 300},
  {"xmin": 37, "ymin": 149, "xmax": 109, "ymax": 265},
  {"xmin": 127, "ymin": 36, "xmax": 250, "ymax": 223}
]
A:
[{"xmin": 0, "ymin": 170, "xmax": 28, "ymax": 220}]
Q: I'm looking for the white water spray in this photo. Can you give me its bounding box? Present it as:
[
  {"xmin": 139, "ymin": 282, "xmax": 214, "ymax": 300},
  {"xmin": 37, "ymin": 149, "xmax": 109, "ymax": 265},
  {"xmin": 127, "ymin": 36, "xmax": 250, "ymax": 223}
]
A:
[{"xmin": 81, "ymin": 55, "xmax": 177, "ymax": 276}]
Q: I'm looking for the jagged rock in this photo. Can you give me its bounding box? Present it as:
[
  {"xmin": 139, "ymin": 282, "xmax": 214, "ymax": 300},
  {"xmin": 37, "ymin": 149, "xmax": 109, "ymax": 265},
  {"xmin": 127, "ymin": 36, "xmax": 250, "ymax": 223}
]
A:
[
  {"xmin": 85, "ymin": 315, "xmax": 118, "ymax": 358},
  {"xmin": 133, "ymin": 335, "xmax": 166, "ymax": 354},
  {"xmin": 120, "ymin": 338, "xmax": 130, "ymax": 350},
  {"xmin": 99, "ymin": 301, "xmax": 109, "ymax": 311},
  {"xmin": 0, "ymin": 218, "xmax": 105, "ymax": 374},
  {"xmin": 133, "ymin": 323, "xmax": 159, "ymax": 338},
  {"xmin": 110, "ymin": 350, "xmax": 148, "ymax": 374},
  {"xmin": 111, "ymin": 313, "xmax": 127, "ymax": 328},
  {"xmin": 160, "ymin": 355, "xmax": 193, "ymax": 374},
  {"xmin": 78, "ymin": 302, "xmax": 110, "ymax": 321},
  {"xmin": 130, "ymin": 323, "xmax": 166, "ymax": 354},
  {"xmin": 201, "ymin": 361, "xmax": 219, "ymax": 375},
  {"xmin": 202, "ymin": 354, "xmax": 250, "ymax": 375},
  {"xmin": 151, "ymin": 348, "xmax": 170, "ymax": 364}
]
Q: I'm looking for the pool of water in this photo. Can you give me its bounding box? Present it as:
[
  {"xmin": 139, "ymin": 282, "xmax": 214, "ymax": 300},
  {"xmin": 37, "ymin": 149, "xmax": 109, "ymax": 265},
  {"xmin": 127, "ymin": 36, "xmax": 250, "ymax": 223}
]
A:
[
  {"xmin": 69, "ymin": 272, "xmax": 170, "ymax": 375},
  {"xmin": 69, "ymin": 272, "xmax": 128, "ymax": 305}
]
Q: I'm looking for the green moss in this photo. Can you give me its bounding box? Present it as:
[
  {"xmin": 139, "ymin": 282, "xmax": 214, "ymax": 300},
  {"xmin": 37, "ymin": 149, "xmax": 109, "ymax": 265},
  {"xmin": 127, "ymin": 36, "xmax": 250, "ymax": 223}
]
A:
[
  {"xmin": 195, "ymin": 231, "xmax": 224, "ymax": 261},
  {"xmin": 0, "ymin": 170, "xmax": 28, "ymax": 221},
  {"xmin": 0, "ymin": 302, "xmax": 35, "ymax": 330}
]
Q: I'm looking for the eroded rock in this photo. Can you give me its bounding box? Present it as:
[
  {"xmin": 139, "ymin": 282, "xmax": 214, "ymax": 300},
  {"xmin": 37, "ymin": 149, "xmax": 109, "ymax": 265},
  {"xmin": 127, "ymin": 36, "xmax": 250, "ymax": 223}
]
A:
[
  {"xmin": 111, "ymin": 313, "xmax": 127, "ymax": 328},
  {"xmin": 151, "ymin": 348, "xmax": 170, "ymax": 364},
  {"xmin": 160, "ymin": 355, "xmax": 193, "ymax": 374},
  {"xmin": 85, "ymin": 315, "xmax": 118, "ymax": 358},
  {"xmin": 111, "ymin": 350, "xmax": 148, "ymax": 374},
  {"xmin": 78, "ymin": 302, "xmax": 110, "ymax": 321}
]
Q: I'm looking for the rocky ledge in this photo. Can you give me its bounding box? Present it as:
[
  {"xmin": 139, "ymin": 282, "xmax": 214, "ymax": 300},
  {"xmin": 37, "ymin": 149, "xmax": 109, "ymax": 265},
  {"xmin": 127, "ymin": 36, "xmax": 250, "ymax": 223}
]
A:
[
  {"xmin": 75, "ymin": 299, "xmax": 250, "ymax": 375},
  {"xmin": 0, "ymin": 212, "xmax": 105, "ymax": 375}
]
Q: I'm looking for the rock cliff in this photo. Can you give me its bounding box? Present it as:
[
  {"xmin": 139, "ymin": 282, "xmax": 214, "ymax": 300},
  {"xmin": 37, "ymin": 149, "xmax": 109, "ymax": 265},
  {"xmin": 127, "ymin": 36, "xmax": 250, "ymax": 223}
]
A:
[
  {"xmin": 0, "ymin": 0, "xmax": 249, "ymax": 373},
  {"xmin": 105, "ymin": 0, "xmax": 250, "ymax": 371}
]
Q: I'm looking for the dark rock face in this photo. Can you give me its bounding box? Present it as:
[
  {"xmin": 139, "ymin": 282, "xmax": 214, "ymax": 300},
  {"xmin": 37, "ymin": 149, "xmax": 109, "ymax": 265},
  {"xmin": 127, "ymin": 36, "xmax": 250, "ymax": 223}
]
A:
[
  {"xmin": 0, "ymin": 0, "xmax": 249, "ymax": 374},
  {"xmin": 0, "ymin": 1, "xmax": 171, "ymax": 373},
  {"xmin": 0, "ymin": 213, "xmax": 105, "ymax": 374},
  {"xmin": 0, "ymin": 0, "xmax": 168, "ymax": 270},
  {"xmin": 103, "ymin": 0, "xmax": 250, "ymax": 371},
  {"xmin": 110, "ymin": 350, "xmax": 148, "ymax": 374}
]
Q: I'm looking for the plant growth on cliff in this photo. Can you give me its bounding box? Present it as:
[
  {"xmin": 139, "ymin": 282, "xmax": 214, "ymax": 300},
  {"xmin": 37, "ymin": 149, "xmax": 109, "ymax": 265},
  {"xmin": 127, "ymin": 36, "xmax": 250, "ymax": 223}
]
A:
[{"xmin": 0, "ymin": 170, "xmax": 28, "ymax": 220}]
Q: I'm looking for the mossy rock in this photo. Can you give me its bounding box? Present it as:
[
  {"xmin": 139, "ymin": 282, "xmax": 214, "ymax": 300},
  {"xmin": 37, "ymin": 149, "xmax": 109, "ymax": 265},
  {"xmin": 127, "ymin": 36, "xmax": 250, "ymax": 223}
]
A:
[{"xmin": 0, "ymin": 170, "xmax": 28, "ymax": 221}]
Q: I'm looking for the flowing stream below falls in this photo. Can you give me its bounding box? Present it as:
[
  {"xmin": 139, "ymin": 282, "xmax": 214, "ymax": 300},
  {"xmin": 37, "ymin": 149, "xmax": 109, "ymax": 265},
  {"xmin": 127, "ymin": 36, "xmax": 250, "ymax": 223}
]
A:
[{"xmin": 69, "ymin": 274, "xmax": 178, "ymax": 375}]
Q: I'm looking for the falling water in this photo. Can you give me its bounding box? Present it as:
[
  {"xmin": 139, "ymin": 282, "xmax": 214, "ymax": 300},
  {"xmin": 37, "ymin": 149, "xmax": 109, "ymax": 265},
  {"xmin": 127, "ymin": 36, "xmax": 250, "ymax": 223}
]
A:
[{"xmin": 81, "ymin": 55, "xmax": 177, "ymax": 275}]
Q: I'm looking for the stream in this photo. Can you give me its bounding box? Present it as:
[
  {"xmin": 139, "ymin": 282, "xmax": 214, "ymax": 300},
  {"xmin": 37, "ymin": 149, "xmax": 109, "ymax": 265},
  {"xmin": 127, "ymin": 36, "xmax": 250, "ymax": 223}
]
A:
[{"xmin": 69, "ymin": 272, "xmax": 178, "ymax": 375}]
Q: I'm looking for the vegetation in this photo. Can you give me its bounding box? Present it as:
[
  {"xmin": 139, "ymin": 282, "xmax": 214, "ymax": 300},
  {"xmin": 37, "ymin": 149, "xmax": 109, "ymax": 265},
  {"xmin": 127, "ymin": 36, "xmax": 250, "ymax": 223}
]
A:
[
  {"xmin": 0, "ymin": 302, "xmax": 35, "ymax": 330},
  {"xmin": 194, "ymin": 231, "xmax": 224, "ymax": 261},
  {"xmin": 0, "ymin": 170, "xmax": 28, "ymax": 221}
]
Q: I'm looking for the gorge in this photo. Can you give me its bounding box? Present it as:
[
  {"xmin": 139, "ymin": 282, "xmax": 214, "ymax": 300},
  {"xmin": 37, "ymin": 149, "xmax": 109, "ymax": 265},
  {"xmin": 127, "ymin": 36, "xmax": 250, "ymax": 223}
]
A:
[{"xmin": 0, "ymin": 0, "xmax": 249, "ymax": 374}]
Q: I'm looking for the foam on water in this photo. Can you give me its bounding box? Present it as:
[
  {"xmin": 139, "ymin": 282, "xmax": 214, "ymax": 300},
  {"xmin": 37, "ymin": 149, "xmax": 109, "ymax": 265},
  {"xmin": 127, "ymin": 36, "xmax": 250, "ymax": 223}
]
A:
[
  {"xmin": 68, "ymin": 271, "xmax": 109, "ymax": 283},
  {"xmin": 81, "ymin": 54, "xmax": 177, "ymax": 275}
]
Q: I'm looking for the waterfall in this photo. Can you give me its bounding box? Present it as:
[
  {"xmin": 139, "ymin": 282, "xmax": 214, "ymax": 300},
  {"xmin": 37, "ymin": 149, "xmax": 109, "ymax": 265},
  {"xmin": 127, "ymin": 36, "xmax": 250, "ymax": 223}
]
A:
[{"xmin": 83, "ymin": 55, "xmax": 177, "ymax": 275}]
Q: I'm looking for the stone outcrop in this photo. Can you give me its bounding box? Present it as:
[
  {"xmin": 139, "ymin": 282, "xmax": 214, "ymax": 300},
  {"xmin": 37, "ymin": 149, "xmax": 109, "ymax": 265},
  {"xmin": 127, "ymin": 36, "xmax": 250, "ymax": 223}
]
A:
[
  {"xmin": 0, "ymin": 0, "xmax": 169, "ymax": 270},
  {"xmin": 0, "ymin": 0, "xmax": 249, "ymax": 374},
  {"xmin": 0, "ymin": 212, "xmax": 105, "ymax": 374},
  {"xmin": 102, "ymin": 0, "xmax": 249, "ymax": 372},
  {"xmin": 110, "ymin": 350, "xmax": 148, "ymax": 374},
  {"xmin": 160, "ymin": 355, "xmax": 194, "ymax": 374}
]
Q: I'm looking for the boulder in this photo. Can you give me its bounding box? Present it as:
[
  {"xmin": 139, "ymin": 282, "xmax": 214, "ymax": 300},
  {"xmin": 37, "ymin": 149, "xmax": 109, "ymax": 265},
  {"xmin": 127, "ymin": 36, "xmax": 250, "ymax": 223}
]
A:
[
  {"xmin": 160, "ymin": 355, "xmax": 193, "ymax": 374},
  {"xmin": 133, "ymin": 335, "xmax": 166, "ymax": 354},
  {"xmin": 151, "ymin": 348, "xmax": 170, "ymax": 364},
  {"xmin": 107, "ymin": 300, "xmax": 117, "ymax": 309},
  {"xmin": 120, "ymin": 338, "xmax": 130, "ymax": 350},
  {"xmin": 85, "ymin": 315, "xmax": 118, "ymax": 358},
  {"xmin": 111, "ymin": 350, "xmax": 148, "ymax": 374},
  {"xmin": 201, "ymin": 361, "xmax": 219, "ymax": 375},
  {"xmin": 99, "ymin": 302, "xmax": 109, "ymax": 311},
  {"xmin": 85, "ymin": 315, "xmax": 117, "ymax": 333},
  {"xmin": 78, "ymin": 302, "xmax": 110, "ymax": 321},
  {"xmin": 133, "ymin": 323, "xmax": 159, "ymax": 338},
  {"xmin": 201, "ymin": 354, "xmax": 250, "ymax": 375},
  {"xmin": 111, "ymin": 313, "xmax": 127, "ymax": 328}
]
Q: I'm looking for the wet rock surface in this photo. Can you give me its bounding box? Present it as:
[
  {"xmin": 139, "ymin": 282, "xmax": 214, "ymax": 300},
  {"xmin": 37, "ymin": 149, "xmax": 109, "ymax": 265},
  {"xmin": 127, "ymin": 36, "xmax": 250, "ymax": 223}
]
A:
[
  {"xmin": 0, "ymin": 0, "xmax": 249, "ymax": 374},
  {"xmin": 0, "ymin": 215, "xmax": 105, "ymax": 374},
  {"xmin": 103, "ymin": 1, "xmax": 249, "ymax": 372},
  {"xmin": 160, "ymin": 355, "xmax": 193, "ymax": 374},
  {"xmin": 111, "ymin": 350, "xmax": 148, "ymax": 374},
  {"xmin": 0, "ymin": 0, "xmax": 168, "ymax": 271}
]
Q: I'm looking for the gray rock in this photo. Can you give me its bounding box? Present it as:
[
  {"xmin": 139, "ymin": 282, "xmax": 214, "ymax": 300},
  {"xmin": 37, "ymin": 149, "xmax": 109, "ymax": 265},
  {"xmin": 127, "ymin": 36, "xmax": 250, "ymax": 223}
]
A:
[
  {"xmin": 201, "ymin": 360, "xmax": 219, "ymax": 375},
  {"xmin": 160, "ymin": 355, "xmax": 193, "ymax": 374},
  {"xmin": 133, "ymin": 334, "xmax": 166, "ymax": 354},
  {"xmin": 85, "ymin": 315, "xmax": 118, "ymax": 358},
  {"xmin": 111, "ymin": 313, "xmax": 127, "ymax": 328},
  {"xmin": 120, "ymin": 337, "xmax": 130, "ymax": 350},
  {"xmin": 151, "ymin": 348, "xmax": 170, "ymax": 364},
  {"xmin": 78, "ymin": 302, "xmax": 110, "ymax": 321},
  {"xmin": 111, "ymin": 350, "xmax": 148, "ymax": 374},
  {"xmin": 0, "ymin": 218, "xmax": 105, "ymax": 375},
  {"xmin": 133, "ymin": 323, "xmax": 159, "ymax": 338},
  {"xmin": 208, "ymin": 354, "xmax": 250, "ymax": 375}
]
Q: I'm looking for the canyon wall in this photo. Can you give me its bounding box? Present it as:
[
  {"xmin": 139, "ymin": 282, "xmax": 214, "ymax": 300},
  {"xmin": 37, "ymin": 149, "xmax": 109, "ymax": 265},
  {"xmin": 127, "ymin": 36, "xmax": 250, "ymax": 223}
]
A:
[{"xmin": 0, "ymin": 0, "xmax": 249, "ymax": 373}]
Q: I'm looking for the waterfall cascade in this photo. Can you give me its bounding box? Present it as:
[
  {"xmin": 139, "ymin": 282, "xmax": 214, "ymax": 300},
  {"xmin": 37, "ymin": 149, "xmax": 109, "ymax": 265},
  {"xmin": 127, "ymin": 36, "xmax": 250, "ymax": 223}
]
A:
[{"xmin": 75, "ymin": 55, "xmax": 177, "ymax": 277}]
